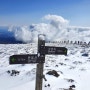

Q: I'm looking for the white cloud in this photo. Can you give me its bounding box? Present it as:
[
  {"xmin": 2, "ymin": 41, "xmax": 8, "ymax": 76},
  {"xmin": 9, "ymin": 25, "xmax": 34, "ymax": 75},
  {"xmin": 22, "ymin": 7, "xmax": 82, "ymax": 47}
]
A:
[
  {"xmin": 14, "ymin": 27, "xmax": 32, "ymax": 43},
  {"xmin": 44, "ymin": 14, "xmax": 69, "ymax": 29},
  {"xmin": 8, "ymin": 14, "xmax": 90, "ymax": 43}
]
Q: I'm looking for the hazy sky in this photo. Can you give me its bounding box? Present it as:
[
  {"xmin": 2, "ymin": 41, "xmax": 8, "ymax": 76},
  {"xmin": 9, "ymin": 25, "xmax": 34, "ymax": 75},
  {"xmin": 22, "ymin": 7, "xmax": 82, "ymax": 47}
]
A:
[{"xmin": 0, "ymin": 0, "xmax": 90, "ymax": 27}]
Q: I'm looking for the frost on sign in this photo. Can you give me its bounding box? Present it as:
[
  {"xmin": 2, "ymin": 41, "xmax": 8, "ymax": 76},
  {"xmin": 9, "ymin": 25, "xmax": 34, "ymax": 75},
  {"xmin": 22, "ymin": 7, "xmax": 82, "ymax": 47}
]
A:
[{"xmin": 38, "ymin": 34, "xmax": 45, "ymax": 40}]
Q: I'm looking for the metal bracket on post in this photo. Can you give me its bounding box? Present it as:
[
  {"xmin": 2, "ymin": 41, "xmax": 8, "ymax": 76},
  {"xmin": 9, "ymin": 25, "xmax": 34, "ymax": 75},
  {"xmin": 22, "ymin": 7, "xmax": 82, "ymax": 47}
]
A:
[{"xmin": 42, "ymin": 75, "xmax": 47, "ymax": 81}]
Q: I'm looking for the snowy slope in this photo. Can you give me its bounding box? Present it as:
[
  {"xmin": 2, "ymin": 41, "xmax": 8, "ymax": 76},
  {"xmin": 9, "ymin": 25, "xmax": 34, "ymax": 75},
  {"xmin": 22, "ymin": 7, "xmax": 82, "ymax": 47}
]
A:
[{"xmin": 0, "ymin": 43, "xmax": 90, "ymax": 90}]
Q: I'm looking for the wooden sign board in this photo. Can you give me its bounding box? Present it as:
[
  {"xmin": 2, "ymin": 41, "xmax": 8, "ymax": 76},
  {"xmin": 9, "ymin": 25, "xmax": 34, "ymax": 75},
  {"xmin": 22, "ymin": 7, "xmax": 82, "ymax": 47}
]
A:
[
  {"xmin": 9, "ymin": 54, "xmax": 39, "ymax": 64},
  {"xmin": 40, "ymin": 46, "xmax": 67, "ymax": 55}
]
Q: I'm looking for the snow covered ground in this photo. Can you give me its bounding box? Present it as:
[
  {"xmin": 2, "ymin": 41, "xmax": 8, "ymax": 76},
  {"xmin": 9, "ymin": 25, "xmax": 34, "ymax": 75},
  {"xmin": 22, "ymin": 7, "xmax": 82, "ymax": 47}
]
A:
[{"xmin": 0, "ymin": 43, "xmax": 90, "ymax": 90}]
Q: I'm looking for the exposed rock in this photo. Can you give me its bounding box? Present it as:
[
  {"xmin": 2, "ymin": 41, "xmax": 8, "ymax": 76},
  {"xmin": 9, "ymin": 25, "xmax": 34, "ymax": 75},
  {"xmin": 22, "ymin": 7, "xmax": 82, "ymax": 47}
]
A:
[
  {"xmin": 44, "ymin": 84, "xmax": 50, "ymax": 87},
  {"xmin": 7, "ymin": 70, "xmax": 20, "ymax": 76},
  {"xmin": 69, "ymin": 85, "xmax": 76, "ymax": 90},
  {"xmin": 65, "ymin": 79, "xmax": 75, "ymax": 83},
  {"xmin": 82, "ymin": 53, "xmax": 88, "ymax": 57},
  {"xmin": 46, "ymin": 70, "xmax": 59, "ymax": 77}
]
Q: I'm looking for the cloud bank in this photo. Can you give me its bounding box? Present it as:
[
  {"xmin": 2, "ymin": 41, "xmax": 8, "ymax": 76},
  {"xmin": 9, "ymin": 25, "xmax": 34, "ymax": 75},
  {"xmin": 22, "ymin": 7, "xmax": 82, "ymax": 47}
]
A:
[{"xmin": 8, "ymin": 14, "xmax": 90, "ymax": 43}]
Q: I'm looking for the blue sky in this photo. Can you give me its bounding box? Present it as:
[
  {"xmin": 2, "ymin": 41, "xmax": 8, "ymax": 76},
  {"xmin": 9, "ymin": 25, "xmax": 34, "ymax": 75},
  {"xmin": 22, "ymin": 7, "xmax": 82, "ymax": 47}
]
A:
[{"xmin": 0, "ymin": 0, "xmax": 90, "ymax": 26}]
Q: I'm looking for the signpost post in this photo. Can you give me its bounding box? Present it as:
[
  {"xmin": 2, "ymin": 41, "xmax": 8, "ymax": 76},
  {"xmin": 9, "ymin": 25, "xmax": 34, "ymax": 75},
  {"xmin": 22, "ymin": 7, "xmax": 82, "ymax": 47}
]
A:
[
  {"xmin": 35, "ymin": 34, "xmax": 45, "ymax": 90},
  {"xmin": 9, "ymin": 34, "xmax": 67, "ymax": 90}
]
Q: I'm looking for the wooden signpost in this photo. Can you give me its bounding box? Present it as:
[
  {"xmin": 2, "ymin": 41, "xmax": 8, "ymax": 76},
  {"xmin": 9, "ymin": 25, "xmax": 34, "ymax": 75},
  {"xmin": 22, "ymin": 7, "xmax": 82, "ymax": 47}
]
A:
[{"xmin": 9, "ymin": 34, "xmax": 67, "ymax": 90}]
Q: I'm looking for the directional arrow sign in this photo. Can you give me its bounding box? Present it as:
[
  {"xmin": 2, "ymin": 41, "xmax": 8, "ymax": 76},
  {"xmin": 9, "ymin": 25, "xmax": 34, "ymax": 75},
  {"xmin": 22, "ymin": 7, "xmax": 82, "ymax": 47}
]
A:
[
  {"xmin": 40, "ymin": 46, "xmax": 67, "ymax": 55},
  {"xmin": 9, "ymin": 54, "xmax": 39, "ymax": 64}
]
